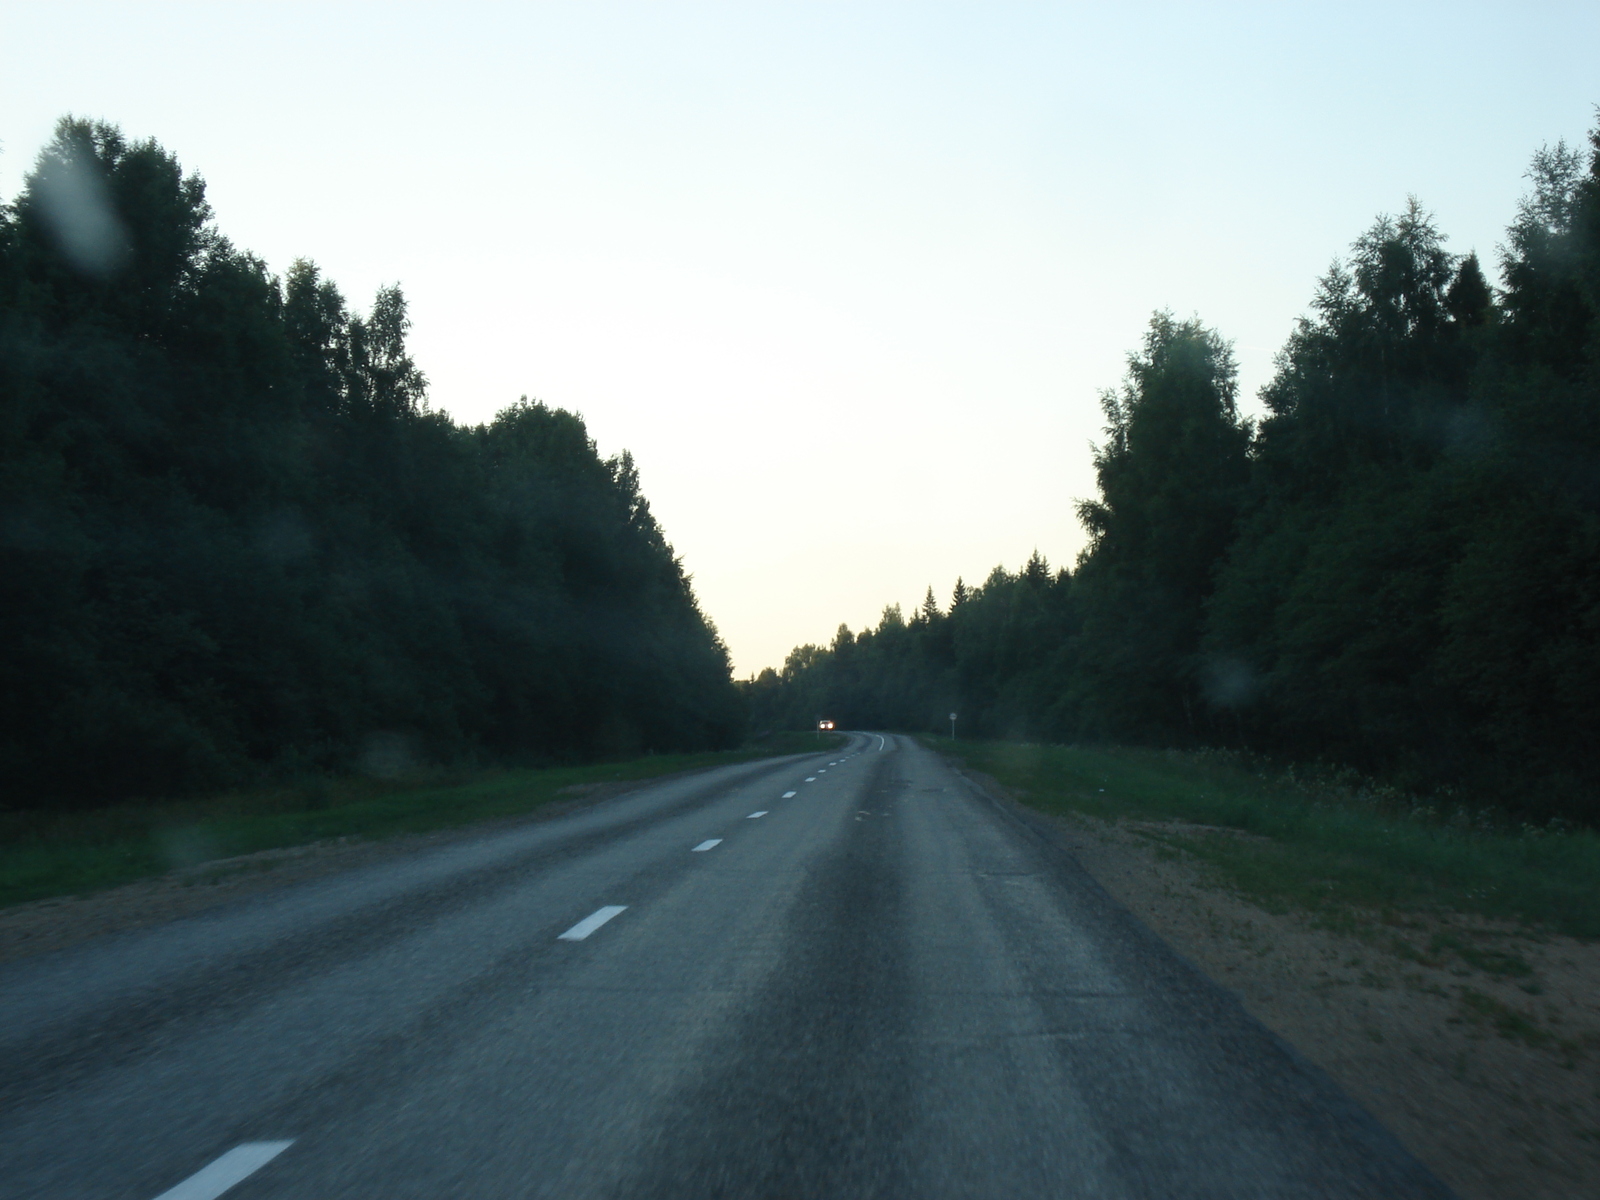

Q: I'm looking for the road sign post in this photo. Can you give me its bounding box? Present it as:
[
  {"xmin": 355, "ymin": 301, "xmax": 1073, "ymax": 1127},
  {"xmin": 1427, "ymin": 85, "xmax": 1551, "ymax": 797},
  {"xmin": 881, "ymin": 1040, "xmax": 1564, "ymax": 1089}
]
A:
[{"xmin": 949, "ymin": 712, "xmax": 957, "ymax": 740}]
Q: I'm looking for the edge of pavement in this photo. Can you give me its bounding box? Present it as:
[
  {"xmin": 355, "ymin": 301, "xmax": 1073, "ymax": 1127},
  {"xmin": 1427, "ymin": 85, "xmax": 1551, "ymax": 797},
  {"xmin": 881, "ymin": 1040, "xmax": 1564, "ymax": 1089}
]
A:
[
  {"xmin": 935, "ymin": 747, "xmax": 1461, "ymax": 1199},
  {"xmin": 0, "ymin": 746, "xmax": 842, "ymax": 968}
]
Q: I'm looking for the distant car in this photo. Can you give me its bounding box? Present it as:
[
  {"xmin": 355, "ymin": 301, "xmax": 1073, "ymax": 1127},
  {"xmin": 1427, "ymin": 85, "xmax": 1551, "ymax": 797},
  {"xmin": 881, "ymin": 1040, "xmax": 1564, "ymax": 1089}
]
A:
[{"xmin": 818, "ymin": 719, "xmax": 835, "ymax": 731}]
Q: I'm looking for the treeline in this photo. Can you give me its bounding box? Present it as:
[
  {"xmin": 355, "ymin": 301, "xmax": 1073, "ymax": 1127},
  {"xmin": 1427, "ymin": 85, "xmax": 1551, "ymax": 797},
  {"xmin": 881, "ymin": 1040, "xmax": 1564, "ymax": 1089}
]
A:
[
  {"xmin": 0, "ymin": 119, "xmax": 740, "ymax": 808},
  {"xmin": 749, "ymin": 117, "xmax": 1600, "ymax": 821}
]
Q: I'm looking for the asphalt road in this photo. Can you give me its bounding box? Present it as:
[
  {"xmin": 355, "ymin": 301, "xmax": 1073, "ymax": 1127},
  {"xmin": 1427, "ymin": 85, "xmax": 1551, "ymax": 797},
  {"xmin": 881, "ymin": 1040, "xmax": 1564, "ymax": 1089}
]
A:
[{"xmin": 0, "ymin": 734, "xmax": 1453, "ymax": 1199}]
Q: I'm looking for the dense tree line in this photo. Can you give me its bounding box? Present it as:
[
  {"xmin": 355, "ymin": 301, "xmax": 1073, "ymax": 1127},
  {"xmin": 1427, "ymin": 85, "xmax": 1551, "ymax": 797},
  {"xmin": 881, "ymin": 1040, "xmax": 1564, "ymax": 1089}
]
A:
[
  {"xmin": 0, "ymin": 119, "xmax": 740, "ymax": 808},
  {"xmin": 749, "ymin": 117, "xmax": 1600, "ymax": 821}
]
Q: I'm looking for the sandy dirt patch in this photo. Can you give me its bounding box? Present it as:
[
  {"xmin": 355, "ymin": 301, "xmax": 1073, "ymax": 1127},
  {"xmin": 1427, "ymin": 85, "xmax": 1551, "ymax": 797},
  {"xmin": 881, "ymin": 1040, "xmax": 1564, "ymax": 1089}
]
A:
[{"xmin": 1031, "ymin": 803, "xmax": 1600, "ymax": 1200}]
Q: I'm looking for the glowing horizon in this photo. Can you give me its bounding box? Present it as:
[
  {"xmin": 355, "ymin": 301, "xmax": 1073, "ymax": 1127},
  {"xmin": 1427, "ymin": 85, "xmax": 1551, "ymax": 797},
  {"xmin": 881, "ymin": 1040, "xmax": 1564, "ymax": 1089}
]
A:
[{"xmin": 3, "ymin": 2, "xmax": 1594, "ymax": 675}]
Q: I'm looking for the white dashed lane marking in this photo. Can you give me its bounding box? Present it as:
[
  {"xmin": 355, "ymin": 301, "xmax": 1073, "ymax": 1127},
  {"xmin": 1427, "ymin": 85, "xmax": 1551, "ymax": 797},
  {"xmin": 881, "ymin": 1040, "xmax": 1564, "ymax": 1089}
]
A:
[
  {"xmin": 692, "ymin": 839, "xmax": 723, "ymax": 852},
  {"xmin": 747, "ymin": 811, "xmax": 767, "ymax": 819},
  {"xmin": 559, "ymin": 906, "xmax": 628, "ymax": 941},
  {"xmin": 805, "ymin": 777, "xmax": 816, "ymax": 782},
  {"xmin": 782, "ymin": 791, "xmax": 797, "ymax": 798},
  {"xmin": 150, "ymin": 1142, "xmax": 294, "ymax": 1200}
]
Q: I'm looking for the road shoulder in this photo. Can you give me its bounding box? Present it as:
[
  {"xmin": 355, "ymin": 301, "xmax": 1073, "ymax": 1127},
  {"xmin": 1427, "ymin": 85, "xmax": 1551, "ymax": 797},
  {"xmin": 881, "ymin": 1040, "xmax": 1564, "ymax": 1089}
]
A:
[
  {"xmin": 0, "ymin": 771, "xmax": 713, "ymax": 966},
  {"xmin": 955, "ymin": 766, "xmax": 1600, "ymax": 1200}
]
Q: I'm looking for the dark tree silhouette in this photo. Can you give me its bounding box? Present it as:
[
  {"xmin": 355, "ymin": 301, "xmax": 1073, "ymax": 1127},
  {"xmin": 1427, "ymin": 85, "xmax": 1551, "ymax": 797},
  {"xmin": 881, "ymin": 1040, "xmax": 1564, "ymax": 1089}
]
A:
[
  {"xmin": 1, "ymin": 119, "xmax": 740, "ymax": 809},
  {"xmin": 747, "ymin": 113, "xmax": 1600, "ymax": 822}
]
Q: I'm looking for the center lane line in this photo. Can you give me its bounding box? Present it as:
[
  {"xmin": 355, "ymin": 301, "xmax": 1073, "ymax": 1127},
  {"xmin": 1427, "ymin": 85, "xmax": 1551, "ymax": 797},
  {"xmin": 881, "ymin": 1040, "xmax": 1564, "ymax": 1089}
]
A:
[
  {"xmin": 747, "ymin": 811, "xmax": 767, "ymax": 819},
  {"xmin": 782, "ymin": 791, "xmax": 797, "ymax": 798},
  {"xmin": 150, "ymin": 1141, "xmax": 294, "ymax": 1200},
  {"xmin": 805, "ymin": 777, "xmax": 816, "ymax": 782},
  {"xmin": 691, "ymin": 839, "xmax": 723, "ymax": 852},
  {"xmin": 558, "ymin": 906, "xmax": 628, "ymax": 941}
]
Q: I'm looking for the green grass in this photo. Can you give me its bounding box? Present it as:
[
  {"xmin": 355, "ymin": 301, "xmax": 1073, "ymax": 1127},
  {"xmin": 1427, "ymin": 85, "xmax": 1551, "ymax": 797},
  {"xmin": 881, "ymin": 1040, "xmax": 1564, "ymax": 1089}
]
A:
[
  {"xmin": 0, "ymin": 732, "xmax": 846, "ymax": 910},
  {"xmin": 932, "ymin": 738, "xmax": 1600, "ymax": 940}
]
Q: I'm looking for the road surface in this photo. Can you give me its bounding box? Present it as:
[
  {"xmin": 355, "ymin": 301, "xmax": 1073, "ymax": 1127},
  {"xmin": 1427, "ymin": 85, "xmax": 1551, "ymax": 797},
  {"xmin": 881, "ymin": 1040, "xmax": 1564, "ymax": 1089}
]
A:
[{"xmin": 0, "ymin": 733, "xmax": 1451, "ymax": 1198}]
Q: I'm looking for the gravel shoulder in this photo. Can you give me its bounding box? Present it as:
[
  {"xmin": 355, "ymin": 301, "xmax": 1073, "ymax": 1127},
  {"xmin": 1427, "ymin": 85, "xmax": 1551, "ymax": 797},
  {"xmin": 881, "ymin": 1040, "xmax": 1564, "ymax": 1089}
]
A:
[
  {"xmin": 1001, "ymin": 792, "xmax": 1600, "ymax": 1200},
  {"xmin": 0, "ymin": 780, "xmax": 642, "ymax": 967}
]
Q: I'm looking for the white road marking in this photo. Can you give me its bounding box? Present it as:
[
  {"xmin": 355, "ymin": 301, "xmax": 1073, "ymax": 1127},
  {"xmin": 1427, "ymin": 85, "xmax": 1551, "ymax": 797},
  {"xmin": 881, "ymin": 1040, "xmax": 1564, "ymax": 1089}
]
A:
[
  {"xmin": 782, "ymin": 791, "xmax": 797, "ymax": 798},
  {"xmin": 151, "ymin": 1142, "xmax": 294, "ymax": 1200},
  {"xmin": 805, "ymin": 777, "xmax": 816, "ymax": 782},
  {"xmin": 747, "ymin": 811, "xmax": 767, "ymax": 818},
  {"xmin": 692, "ymin": 839, "xmax": 723, "ymax": 852},
  {"xmin": 559, "ymin": 906, "xmax": 627, "ymax": 940}
]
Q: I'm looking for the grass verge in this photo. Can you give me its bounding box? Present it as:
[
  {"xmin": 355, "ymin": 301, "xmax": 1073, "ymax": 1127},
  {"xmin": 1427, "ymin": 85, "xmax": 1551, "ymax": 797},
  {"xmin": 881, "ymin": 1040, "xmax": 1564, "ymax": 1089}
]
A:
[
  {"xmin": 0, "ymin": 731, "xmax": 846, "ymax": 911},
  {"xmin": 933, "ymin": 738, "xmax": 1600, "ymax": 940}
]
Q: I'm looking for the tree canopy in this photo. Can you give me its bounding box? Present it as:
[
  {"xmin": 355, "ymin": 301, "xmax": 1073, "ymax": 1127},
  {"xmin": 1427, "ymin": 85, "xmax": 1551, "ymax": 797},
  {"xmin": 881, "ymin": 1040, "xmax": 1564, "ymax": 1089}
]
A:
[
  {"xmin": 749, "ymin": 114, "xmax": 1600, "ymax": 823},
  {"xmin": 1, "ymin": 118, "xmax": 740, "ymax": 807}
]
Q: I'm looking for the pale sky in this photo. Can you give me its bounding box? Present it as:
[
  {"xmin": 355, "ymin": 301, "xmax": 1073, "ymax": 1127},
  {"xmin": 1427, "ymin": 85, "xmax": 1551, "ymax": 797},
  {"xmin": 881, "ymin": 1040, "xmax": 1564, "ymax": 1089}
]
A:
[{"xmin": 3, "ymin": 2, "xmax": 1595, "ymax": 675}]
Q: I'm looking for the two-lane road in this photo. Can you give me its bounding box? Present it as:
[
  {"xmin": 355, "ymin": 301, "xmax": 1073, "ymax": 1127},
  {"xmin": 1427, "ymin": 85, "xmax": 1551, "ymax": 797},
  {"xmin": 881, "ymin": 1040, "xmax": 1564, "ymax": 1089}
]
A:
[{"xmin": 0, "ymin": 734, "xmax": 1451, "ymax": 1198}]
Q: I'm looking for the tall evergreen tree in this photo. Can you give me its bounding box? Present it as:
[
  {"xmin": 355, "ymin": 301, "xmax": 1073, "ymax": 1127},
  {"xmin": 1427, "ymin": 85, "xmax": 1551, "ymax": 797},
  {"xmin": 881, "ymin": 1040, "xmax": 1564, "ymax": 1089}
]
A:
[
  {"xmin": 1071, "ymin": 314, "xmax": 1251, "ymax": 738},
  {"xmin": 0, "ymin": 118, "xmax": 740, "ymax": 809},
  {"xmin": 747, "ymin": 111, "xmax": 1600, "ymax": 821}
]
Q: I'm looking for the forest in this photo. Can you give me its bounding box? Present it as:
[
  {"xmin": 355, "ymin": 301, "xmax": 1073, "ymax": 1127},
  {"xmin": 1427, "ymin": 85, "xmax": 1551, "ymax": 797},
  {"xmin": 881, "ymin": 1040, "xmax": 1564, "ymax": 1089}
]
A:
[
  {"xmin": 748, "ymin": 116, "xmax": 1600, "ymax": 823},
  {"xmin": 0, "ymin": 119, "xmax": 742, "ymax": 809}
]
